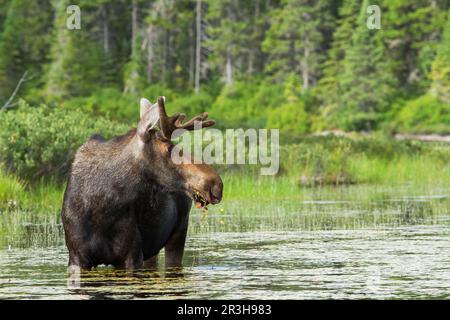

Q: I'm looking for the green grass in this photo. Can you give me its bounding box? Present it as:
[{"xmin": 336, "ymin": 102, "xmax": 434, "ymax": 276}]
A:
[
  {"xmin": 0, "ymin": 168, "xmax": 24, "ymax": 205},
  {"xmin": 0, "ymin": 170, "xmax": 64, "ymax": 247}
]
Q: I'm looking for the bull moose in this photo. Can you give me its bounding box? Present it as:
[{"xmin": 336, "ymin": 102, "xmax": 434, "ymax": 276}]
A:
[{"xmin": 61, "ymin": 97, "xmax": 223, "ymax": 270}]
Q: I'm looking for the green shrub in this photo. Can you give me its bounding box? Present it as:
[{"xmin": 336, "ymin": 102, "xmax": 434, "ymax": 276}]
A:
[
  {"xmin": 209, "ymin": 79, "xmax": 295, "ymax": 128},
  {"xmin": 267, "ymin": 102, "xmax": 309, "ymax": 134},
  {"xmin": 245, "ymin": 80, "xmax": 285, "ymax": 128},
  {"xmin": 168, "ymin": 90, "xmax": 214, "ymax": 118},
  {"xmin": 61, "ymin": 88, "xmax": 138, "ymax": 123},
  {"xmin": 280, "ymin": 135, "xmax": 450, "ymax": 185},
  {"xmin": 0, "ymin": 100, "xmax": 129, "ymax": 180},
  {"xmin": 209, "ymin": 81, "xmax": 261, "ymax": 128},
  {"xmin": 282, "ymin": 137, "xmax": 355, "ymax": 185},
  {"xmin": 141, "ymin": 84, "xmax": 177, "ymax": 106},
  {"xmin": 61, "ymin": 85, "xmax": 179, "ymax": 124},
  {"xmin": 395, "ymin": 94, "xmax": 450, "ymax": 134}
]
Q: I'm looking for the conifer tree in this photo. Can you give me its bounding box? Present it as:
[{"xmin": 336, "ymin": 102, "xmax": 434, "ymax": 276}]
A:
[
  {"xmin": 318, "ymin": 0, "xmax": 360, "ymax": 115},
  {"xmin": 0, "ymin": 0, "xmax": 53, "ymax": 100},
  {"xmin": 430, "ymin": 10, "xmax": 450, "ymax": 103},
  {"xmin": 336, "ymin": 0, "xmax": 396, "ymax": 130},
  {"xmin": 382, "ymin": 0, "xmax": 448, "ymax": 91},
  {"xmin": 262, "ymin": 0, "xmax": 334, "ymax": 91},
  {"xmin": 45, "ymin": 0, "xmax": 116, "ymax": 99}
]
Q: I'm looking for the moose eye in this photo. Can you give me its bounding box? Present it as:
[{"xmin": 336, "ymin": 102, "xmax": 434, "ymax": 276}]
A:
[{"xmin": 167, "ymin": 144, "xmax": 175, "ymax": 154}]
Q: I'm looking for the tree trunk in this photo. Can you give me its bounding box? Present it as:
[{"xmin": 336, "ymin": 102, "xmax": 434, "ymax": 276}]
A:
[
  {"xmin": 225, "ymin": 49, "xmax": 233, "ymax": 85},
  {"xmin": 194, "ymin": 0, "xmax": 202, "ymax": 93},
  {"xmin": 102, "ymin": 5, "xmax": 109, "ymax": 54},
  {"xmin": 132, "ymin": 1, "xmax": 138, "ymax": 52},
  {"xmin": 189, "ymin": 21, "xmax": 195, "ymax": 87},
  {"xmin": 162, "ymin": 29, "xmax": 167, "ymax": 84},
  {"xmin": 146, "ymin": 26, "xmax": 154, "ymax": 83},
  {"xmin": 302, "ymin": 48, "xmax": 309, "ymax": 92},
  {"xmin": 247, "ymin": 0, "xmax": 260, "ymax": 74},
  {"xmin": 161, "ymin": 2, "xmax": 167, "ymax": 84},
  {"xmin": 301, "ymin": 35, "xmax": 310, "ymax": 92},
  {"xmin": 124, "ymin": 1, "xmax": 139, "ymax": 94}
]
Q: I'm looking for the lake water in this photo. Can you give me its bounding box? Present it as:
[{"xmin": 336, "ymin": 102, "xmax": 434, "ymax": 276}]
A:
[{"xmin": 1, "ymin": 184, "xmax": 449, "ymax": 299}]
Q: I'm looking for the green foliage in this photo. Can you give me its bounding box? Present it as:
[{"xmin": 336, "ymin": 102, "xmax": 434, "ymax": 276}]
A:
[
  {"xmin": 267, "ymin": 74, "xmax": 310, "ymax": 133},
  {"xmin": 282, "ymin": 135, "xmax": 450, "ymax": 185},
  {"xmin": 430, "ymin": 10, "xmax": 450, "ymax": 103},
  {"xmin": 169, "ymin": 90, "xmax": 214, "ymax": 118},
  {"xmin": 0, "ymin": 0, "xmax": 53, "ymax": 100},
  {"xmin": 0, "ymin": 0, "xmax": 448, "ymax": 138},
  {"xmin": 45, "ymin": 0, "xmax": 122, "ymax": 100},
  {"xmin": 262, "ymin": 0, "xmax": 335, "ymax": 87},
  {"xmin": 267, "ymin": 102, "xmax": 309, "ymax": 134},
  {"xmin": 382, "ymin": 0, "xmax": 447, "ymax": 89},
  {"xmin": 209, "ymin": 81, "xmax": 262, "ymax": 128},
  {"xmin": 395, "ymin": 94, "xmax": 450, "ymax": 134},
  {"xmin": 317, "ymin": 0, "xmax": 360, "ymax": 117},
  {"xmin": 333, "ymin": 0, "xmax": 396, "ymax": 131},
  {"xmin": 0, "ymin": 100, "xmax": 129, "ymax": 179},
  {"xmin": 61, "ymin": 88, "xmax": 138, "ymax": 123},
  {"xmin": 0, "ymin": 165, "xmax": 24, "ymax": 206}
]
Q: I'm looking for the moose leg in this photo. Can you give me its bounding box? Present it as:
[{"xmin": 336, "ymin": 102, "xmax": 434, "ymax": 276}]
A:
[
  {"xmin": 113, "ymin": 232, "xmax": 144, "ymax": 270},
  {"xmin": 143, "ymin": 253, "xmax": 159, "ymax": 270},
  {"xmin": 114, "ymin": 244, "xmax": 143, "ymax": 270},
  {"xmin": 164, "ymin": 223, "xmax": 188, "ymax": 268},
  {"xmin": 123, "ymin": 250, "xmax": 144, "ymax": 270}
]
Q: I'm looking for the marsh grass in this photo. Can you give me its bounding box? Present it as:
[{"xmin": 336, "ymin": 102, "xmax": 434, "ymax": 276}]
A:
[
  {"xmin": 191, "ymin": 178, "xmax": 449, "ymax": 233},
  {"xmin": 0, "ymin": 171, "xmax": 64, "ymax": 247}
]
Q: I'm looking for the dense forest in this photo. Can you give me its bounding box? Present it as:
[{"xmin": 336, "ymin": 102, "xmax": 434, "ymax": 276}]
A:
[{"xmin": 0, "ymin": 0, "xmax": 448, "ymax": 135}]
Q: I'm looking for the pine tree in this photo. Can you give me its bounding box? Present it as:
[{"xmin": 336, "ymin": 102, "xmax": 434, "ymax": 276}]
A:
[
  {"xmin": 318, "ymin": 0, "xmax": 360, "ymax": 114},
  {"xmin": 335, "ymin": 0, "xmax": 396, "ymax": 131},
  {"xmin": 142, "ymin": 0, "xmax": 192, "ymax": 89},
  {"xmin": 0, "ymin": 0, "xmax": 53, "ymax": 101},
  {"xmin": 123, "ymin": 0, "xmax": 146, "ymax": 95},
  {"xmin": 45, "ymin": 0, "xmax": 120, "ymax": 99},
  {"xmin": 382, "ymin": 0, "xmax": 448, "ymax": 92},
  {"xmin": 430, "ymin": 10, "xmax": 450, "ymax": 103},
  {"xmin": 262, "ymin": 0, "xmax": 335, "ymax": 91},
  {"xmin": 0, "ymin": 0, "xmax": 11, "ymax": 29},
  {"xmin": 206, "ymin": 0, "xmax": 247, "ymax": 85}
]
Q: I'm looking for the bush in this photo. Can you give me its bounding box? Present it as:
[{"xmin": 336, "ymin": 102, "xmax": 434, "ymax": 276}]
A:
[
  {"xmin": 168, "ymin": 90, "xmax": 214, "ymax": 118},
  {"xmin": 267, "ymin": 102, "xmax": 309, "ymax": 134},
  {"xmin": 61, "ymin": 85, "xmax": 179, "ymax": 124},
  {"xmin": 279, "ymin": 135, "xmax": 450, "ymax": 185},
  {"xmin": 0, "ymin": 100, "xmax": 129, "ymax": 180},
  {"xmin": 61, "ymin": 88, "xmax": 138, "ymax": 123},
  {"xmin": 209, "ymin": 79, "xmax": 295, "ymax": 128},
  {"xmin": 282, "ymin": 137, "xmax": 355, "ymax": 185},
  {"xmin": 209, "ymin": 81, "xmax": 261, "ymax": 128},
  {"xmin": 395, "ymin": 94, "xmax": 450, "ymax": 134}
]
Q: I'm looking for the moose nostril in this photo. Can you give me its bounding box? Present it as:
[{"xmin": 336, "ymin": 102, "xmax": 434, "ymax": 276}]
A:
[{"xmin": 209, "ymin": 182, "xmax": 223, "ymax": 203}]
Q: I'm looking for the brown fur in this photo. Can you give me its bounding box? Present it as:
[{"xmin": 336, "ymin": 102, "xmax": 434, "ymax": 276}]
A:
[{"xmin": 62, "ymin": 125, "xmax": 222, "ymax": 270}]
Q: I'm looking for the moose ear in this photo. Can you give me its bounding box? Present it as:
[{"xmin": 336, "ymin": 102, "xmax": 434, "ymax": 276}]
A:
[
  {"xmin": 138, "ymin": 98, "xmax": 160, "ymax": 140},
  {"xmin": 140, "ymin": 98, "xmax": 152, "ymax": 118}
]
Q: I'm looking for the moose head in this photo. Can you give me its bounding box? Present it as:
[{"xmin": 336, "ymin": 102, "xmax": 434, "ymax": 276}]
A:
[{"xmin": 136, "ymin": 96, "xmax": 223, "ymax": 208}]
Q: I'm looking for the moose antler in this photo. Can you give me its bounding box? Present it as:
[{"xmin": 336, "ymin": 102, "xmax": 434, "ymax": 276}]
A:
[{"xmin": 157, "ymin": 96, "xmax": 215, "ymax": 139}]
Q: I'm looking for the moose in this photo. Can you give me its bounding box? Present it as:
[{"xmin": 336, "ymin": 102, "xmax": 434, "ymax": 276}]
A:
[{"xmin": 61, "ymin": 97, "xmax": 223, "ymax": 270}]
